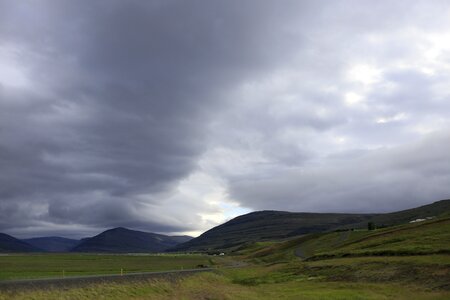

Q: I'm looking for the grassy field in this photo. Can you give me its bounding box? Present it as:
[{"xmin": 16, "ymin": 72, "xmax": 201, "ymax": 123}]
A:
[
  {"xmin": 0, "ymin": 253, "xmax": 212, "ymax": 280},
  {"xmin": 1, "ymin": 269, "xmax": 449, "ymax": 300}
]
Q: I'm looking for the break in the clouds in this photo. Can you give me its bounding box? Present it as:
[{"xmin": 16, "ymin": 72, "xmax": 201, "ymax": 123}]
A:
[{"xmin": 1, "ymin": 0, "xmax": 449, "ymax": 238}]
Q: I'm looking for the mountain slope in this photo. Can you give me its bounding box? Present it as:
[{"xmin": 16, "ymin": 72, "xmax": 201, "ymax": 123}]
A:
[
  {"xmin": 172, "ymin": 211, "xmax": 375, "ymax": 251},
  {"xmin": 309, "ymin": 216, "xmax": 450, "ymax": 260},
  {"xmin": 168, "ymin": 235, "xmax": 193, "ymax": 244},
  {"xmin": 0, "ymin": 233, "xmax": 41, "ymax": 252},
  {"xmin": 173, "ymin": 199, "xmax": 450, "ymax": 252},
  {"xmin": 22, "ymin": 237, "xmax": 80, "ymax": 252},
  {"xmin": 239, "ymin": 215, "xmax": 450, "ymax": 292},
  {"xmin": 72, "ymin": 227, "xmax": 191, "ymax": 253},
  {"xmin": 244, "ymin": 214, "xmax": 450, "ymax": 263},
  {"xmin": 368, "ymin": 199, "xmax": 450, "ymax": 227}
]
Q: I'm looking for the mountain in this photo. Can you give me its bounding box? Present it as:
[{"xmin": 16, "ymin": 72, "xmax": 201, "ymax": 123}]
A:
[
  {"xmin": 72, "ymin": 227, "xmax": 192, "ymax": 253},
  {"xmin": 0, "ymin": 233, "xmax": 41, "ymax": 252},
  {"xmin": 173, "ymin": 199, "xmax": 450, "ymax": 252},
  {"xmin": 167, "ymin": 235, "xmax": 193, "ymax": 244},
  {"xmin": 22, "ymin": 237, "xmax": 80, "ymax": 252},
  {"xmin": 171, "ymin": 211, "xmax": 375, "ymax": 252}
]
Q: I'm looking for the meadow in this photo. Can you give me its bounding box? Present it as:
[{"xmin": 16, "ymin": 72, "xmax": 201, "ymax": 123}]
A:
[
  {"xmin": 0, "ymin": 253, "xmax": 211, "ymax": 280},
  {"xmin": 1, "ymin": 268, "xmax": 449, "ymax": 300}
]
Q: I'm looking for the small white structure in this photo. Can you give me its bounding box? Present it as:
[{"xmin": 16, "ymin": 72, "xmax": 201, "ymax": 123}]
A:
[
  {"xmin": 219, "ymin": 252, "xmax": 225, "ymax": 256},
  {"xmin": 409, "ymin": 216, "xmax": 435, "ymax": 223},
  {"xmin": 409, "ymin": 218, "xmax": 426, "ymax": 223}
]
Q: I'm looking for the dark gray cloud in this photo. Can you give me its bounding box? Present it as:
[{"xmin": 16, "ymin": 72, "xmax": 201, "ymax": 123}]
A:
[
  {"xmin": 1, "ymin": 0, "xmax": 450, "ymax": 238},
  {"xmin": 0, "ymin": 0, "xmax": 308, "ymax": 237}
]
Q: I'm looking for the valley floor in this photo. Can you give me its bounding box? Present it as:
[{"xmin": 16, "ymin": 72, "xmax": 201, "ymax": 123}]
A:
[{"xmin": 1, "ymin": 263, "xmax": 449, "ymax": 300}]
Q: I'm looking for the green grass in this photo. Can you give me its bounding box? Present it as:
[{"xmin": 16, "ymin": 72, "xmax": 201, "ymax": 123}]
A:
[
  {"xmin": 0, "ymin": 253, "xmax": 212, "ymax": 280},
  {"xmin": 295, "ymin": 255, "xmax": 450, "ymax": 289},
  {"xmin": 226, "ymin": 214, "xmax": 450, "ymax": 296},
  {"xmin": 1, "ymin": 270, "xmax": 449, "ymax": 300},
  {"xmin": 225, "ymin": 254, "xmax": 450, "ymax": 289},
  {"xmin": 308, "ymin": 217, "xmax": 450, "ymax": 260},
  {"xmin": 243, "ymin": 216, "xmax": 450, "ymax": 263},
  {"xmin": 233, "ymin": 241, "xmax": 277, "ymax": 256}
]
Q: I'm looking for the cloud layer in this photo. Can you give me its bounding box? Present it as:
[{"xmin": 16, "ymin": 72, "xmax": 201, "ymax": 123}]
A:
[{"xmin": 1, "ymin": 0, "xmax": 449, "ymax": 238}]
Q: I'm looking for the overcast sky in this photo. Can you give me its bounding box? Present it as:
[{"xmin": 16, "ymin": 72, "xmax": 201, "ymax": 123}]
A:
[{"xmin": 1, "ymin": 0, "xmax": 450, "ymax": 238}]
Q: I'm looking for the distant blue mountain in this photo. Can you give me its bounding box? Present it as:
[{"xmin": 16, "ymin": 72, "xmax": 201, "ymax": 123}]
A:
[
  {"xmin": 72, "ymin": 227, "xmax": 192, "ymax": 253},
  {"xmin": 22, "ymin": 237, "xmax": 80, "ymax": 252},
  {"xmin": 0, "ymin": 233, "xmax": 41, "ymax": 252}
]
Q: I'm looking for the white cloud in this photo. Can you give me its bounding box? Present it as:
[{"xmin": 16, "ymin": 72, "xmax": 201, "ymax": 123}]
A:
[
  {"xmin": 375, "ymin": 112, "xmax": 408, "ymax": 124},
  {"xmin": 344, "ymin": 91, "xmax": 364, "ymax": 106},
  {"xmin": 0, "ymin": 45, "xmax": 30, "ymax": 89},
  {"xmin": 347, "ymin": 64, "xmax": 382, "ymax": 86}
]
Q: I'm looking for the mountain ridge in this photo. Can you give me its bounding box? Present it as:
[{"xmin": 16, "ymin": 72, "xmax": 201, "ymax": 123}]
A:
[
  {"xmin": 1, "ymin": 199, "xmax": 448, "ymax": 253},
  {"xmin": 1, "ymin": 228, "xmax": 192, "ymax": 253},
  {"xmin": 0, "ymin": 233, "xmax": 41, "ymax": 253},
  {"xmin": 71, "ymin": 227, "xmax": 192, "ymax": 253},
  {"xmin": 22, "ymin": 237, "xmax": 80, "ymax": 252},
  {"xmin": 172, "ymin": 199, "xmax": 450, "ymax": 252}
]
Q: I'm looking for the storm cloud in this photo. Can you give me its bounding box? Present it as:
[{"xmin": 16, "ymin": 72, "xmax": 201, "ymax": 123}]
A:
[{"xmin": 1, "ymin": 0, "xmax": 449, "ymax": 238}]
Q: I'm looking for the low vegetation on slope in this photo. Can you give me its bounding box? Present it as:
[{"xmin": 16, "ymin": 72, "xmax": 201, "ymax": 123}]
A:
[
  {"xmin": 238, "ymin": 214, "xmax": 450, "ymax": 291},
  {"xmin": 172, "ymin": 211, "xmax": 375, "ymax": 252},
  {"xmin": 243, "ymin": 215, "xmax": 450, "ymax": 262},
  {"xmin": 302, "ymin": 216, "xmax": 450, "ymax": 260}
]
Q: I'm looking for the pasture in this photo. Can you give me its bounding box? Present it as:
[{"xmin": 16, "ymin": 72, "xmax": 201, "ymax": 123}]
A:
[
  {"xmin": 0, "ymin": 253, "xmax": 211, "ymax": 280},
  {"xmin": 1, "ymin": 269, "xmax": 449, "ymax": 300}
]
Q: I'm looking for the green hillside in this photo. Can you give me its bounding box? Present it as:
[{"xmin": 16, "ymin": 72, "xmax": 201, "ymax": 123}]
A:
[
  {"xmin": 243, "ymin": 215, "xmax": 450, "ymax": 262},
  {"xmin": 308, "ymin": 218, "xmax": 450, "ymax": 260},
  {"xmin": 235, "ymin": 214, "xmax": 450, "ymax": 291},
  {"xmin": 172, "ymin": 211, "xmax": 374, "ymax": 251},
  {"xmin": 174, "ymin": 199, "xmax": 450, "ymax": 252},
  {"xmin": 358, "ymin": 199, "xmax": 450, "ymax": 229}
]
